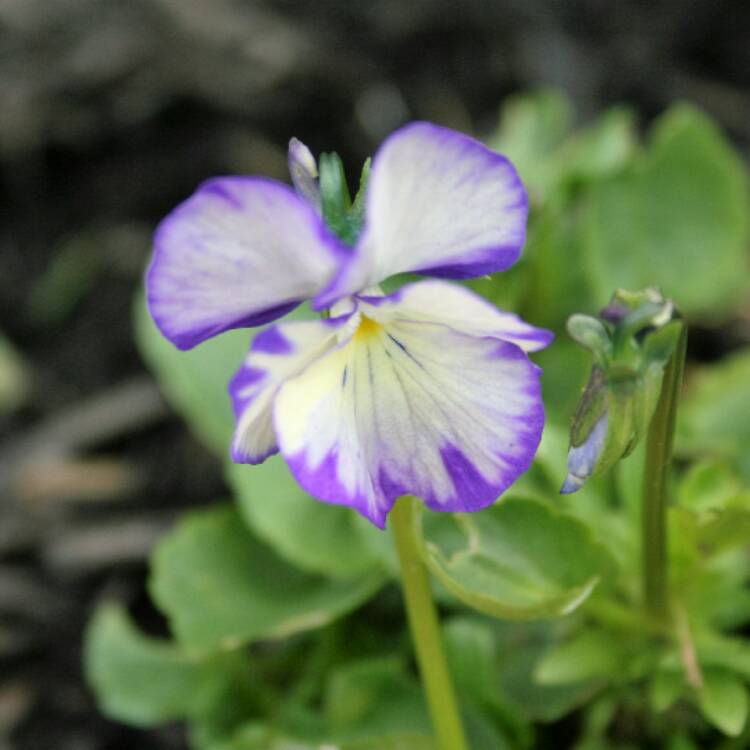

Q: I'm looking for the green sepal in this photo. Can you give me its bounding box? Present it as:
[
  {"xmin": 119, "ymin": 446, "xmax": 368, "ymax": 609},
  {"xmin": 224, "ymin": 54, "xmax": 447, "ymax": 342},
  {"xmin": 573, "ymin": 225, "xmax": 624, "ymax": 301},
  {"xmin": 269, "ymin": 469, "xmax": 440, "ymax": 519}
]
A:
[
  {"xmin": 320, "ymin": 153, "xmax": 371, "ymax": 246},
  {"xmin": 348, "ymin": 157, "xmax": 372, "ymax": 238},
  {"xmin": 629, "ymin": 362, "xmax": 666, "ymax": 448},
  {"xmin": 566, "ymin": 315, "xmax": 612, "ymax": 364},
  {"xmin": 319, "ymin": 152, "xmax": 352, "ymax": 242},
  {"xmin": 569, "ymin": 366, "xmax": 607, "ymax": 448},
  {"xmin": 642, "ymin": 319, "xmax": 682, "ymax": 366},
  {"xmin": 594, "ymin": 370, "xmax": 638, "ymax": 472}
]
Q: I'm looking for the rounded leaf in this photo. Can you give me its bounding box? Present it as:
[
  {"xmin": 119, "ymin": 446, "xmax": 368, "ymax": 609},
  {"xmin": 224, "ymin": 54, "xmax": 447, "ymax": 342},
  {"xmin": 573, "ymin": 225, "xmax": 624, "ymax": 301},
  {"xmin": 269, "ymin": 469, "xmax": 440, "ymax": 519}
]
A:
[
  {"xmin": 149, "ymin": 506, "xmax": 383, "ymax": 654},
  {"xmin": 421, "ymin": 497, "xmax": 613, "ymax": 620}
]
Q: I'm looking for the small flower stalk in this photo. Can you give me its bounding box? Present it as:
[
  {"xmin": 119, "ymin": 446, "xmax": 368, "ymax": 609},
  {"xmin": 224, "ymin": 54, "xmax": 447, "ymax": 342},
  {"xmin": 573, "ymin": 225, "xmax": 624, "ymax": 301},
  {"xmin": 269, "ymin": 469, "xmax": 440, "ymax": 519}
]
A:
[{"xmin": 561, "ymin": 288, "xmax": 683, "ymax": 494}]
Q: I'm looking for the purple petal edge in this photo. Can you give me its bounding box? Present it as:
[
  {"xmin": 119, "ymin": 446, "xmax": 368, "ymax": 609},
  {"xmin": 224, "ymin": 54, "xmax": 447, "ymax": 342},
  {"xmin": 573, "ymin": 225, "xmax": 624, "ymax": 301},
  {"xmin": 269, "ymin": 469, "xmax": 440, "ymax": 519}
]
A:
[
  {"xmin": 283, "ymin": 450, "xmax": 394, "ymax": 529},
  {"xmin": 375, "ymin": 123, "xmax": 528, "ymax": 278},
  {"xmin": 280, "ymin": 339, "xmax": 544, "ymax": 528},
  {"xmin": 146, "ymin": 176, "xmax": 348, "ymax": 350},
  {"xmin": 231, "ymin": 442, "xmax": 279, "ymax": 466},
  {"xmin": 147, "ymin": 294, "xmax": 301, "ymax": 352}
]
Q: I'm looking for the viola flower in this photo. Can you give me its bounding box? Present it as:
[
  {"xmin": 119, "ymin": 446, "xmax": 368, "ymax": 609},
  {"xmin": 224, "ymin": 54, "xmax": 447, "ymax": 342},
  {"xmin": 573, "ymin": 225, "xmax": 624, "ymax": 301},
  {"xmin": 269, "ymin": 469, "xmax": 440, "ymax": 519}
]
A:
[{"xmin": 147, "ymin": 122, "xmax": 552, "ymax": 528}]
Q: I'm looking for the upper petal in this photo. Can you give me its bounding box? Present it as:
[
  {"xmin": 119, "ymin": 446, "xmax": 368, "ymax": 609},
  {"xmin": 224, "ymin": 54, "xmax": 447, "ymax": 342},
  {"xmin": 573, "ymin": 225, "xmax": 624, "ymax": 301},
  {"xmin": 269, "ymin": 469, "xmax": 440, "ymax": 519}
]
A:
[
  {"xmin": 273, "ymin": 315, "xmax": 544, "ymax": 528},
  {"xmin": 148, "ymin": 177, "xmax": 346, "ymax": 350},
  {"xmin": 359, "ymin": 279, "xmax": 553, "ymax": 352},
  {"xmin": 229, "ymin": 315, "xmax": 351, "ymax": 464},
  {"xmin": 315, "ymin": 122, "xmax": 527, "ymax": 307}
]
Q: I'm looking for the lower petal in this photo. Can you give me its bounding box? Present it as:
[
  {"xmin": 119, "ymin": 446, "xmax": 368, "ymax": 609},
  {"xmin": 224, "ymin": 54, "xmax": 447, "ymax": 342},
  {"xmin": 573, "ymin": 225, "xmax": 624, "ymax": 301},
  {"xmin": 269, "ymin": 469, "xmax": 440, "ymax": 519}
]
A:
[{"xmin": 273, "ymin": 317, "xmax": 544, "ymax": 527}]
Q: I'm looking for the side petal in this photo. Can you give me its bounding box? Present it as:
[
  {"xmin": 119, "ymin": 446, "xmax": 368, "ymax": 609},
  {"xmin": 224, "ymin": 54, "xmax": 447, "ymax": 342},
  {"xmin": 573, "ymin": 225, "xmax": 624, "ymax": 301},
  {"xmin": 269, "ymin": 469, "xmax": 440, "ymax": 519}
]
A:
[
  {"xmin": 148, "ymin": 177, "xmax": 346, "ymax": 350},
  {"xmin": 359, "ymin": 279, "xmax": 553, "ymax": 352},
  {"xmin": 273, "ymin": 317, "xmax": 544, "ymax": 528},
  {"xmin": 316, "ymin": 122, "xmax": 527, "ymax": 307},
  {"xmin": 229, "ymin": 315, "xmax": 351, "ymax": 464}
]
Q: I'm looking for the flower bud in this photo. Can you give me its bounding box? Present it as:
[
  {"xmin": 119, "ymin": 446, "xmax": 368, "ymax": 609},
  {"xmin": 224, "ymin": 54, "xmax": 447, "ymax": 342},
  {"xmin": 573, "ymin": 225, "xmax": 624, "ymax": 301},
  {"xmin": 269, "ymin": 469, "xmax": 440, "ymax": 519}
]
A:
[
  {"xmin": 288, "ymin": 137, "xmax": 321, "ymax": 210},
  {"xmin": 561, "ymin": 289, "xmax": 682, "ymax": 494}
]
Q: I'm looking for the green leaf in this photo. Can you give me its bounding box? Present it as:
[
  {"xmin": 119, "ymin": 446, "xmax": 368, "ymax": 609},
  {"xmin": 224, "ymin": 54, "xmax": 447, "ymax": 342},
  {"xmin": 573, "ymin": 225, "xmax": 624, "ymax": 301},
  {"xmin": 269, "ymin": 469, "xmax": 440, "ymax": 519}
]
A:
[
  {"xmin": 667, "ymin": 737, "xmax": 700, "ymax": 750},
  {"xmin": 489, "ymin": 89, "xmax": 574, "ymax": 201},
  {"xmin": 134, "ymin": 291, "xmax": 250, "ymax": 454},
  {"xmin": 695, "ymin": 634, "xmax": 750, "ymax": 682},
  {"xmin": 324, "ymin": 658, "xmax": 432, "ymax": 742},
  {"xmin": 192, "ymin": 723, "xmax": 316, "ymax": 750},
  {"xmin": 677, "ymin": 347, "xmax": 750, "ymax": 482},
  {"xmin": 673, "ymin": 536, "xmax": 750, "ymax": 629},
  {"xmin": 84, "ymin": 604, "xmax": 238, "ymax": 727},
  {"xmin": 443, "ymin": 618, "xmax": 498, "ymax": 706},
  {"xmin": 421, "ymin": 497, "xmax": 613, "ymax": 620},
  {"xmin": 0, "ymin": 332, "xmax": 28, "ymax": 414},
  {"xmin": 341, "ymin": 736, "xmax": 435, "ymax": 750},
  {"xmin": 577, "ymin": 694, "xmax": 619, "ymax": 747},
  {"xmin": 494, "ymin": 621, "xmax": 600, "ymax": 722},
  {"xmin": 696, "ymin": 669, "xmax": 748, "ymax": 737},
  {"xmin": 489, "ymin": 93, "xmax": 635, "ymax": 204},
  {"xmin": 695, "ymin": 507, "xmax": 750, "ymax": 554},
  {"xmin": 648, "ymin": 669, "xmax": 684, "ymax": 713},
  {"xmin": 443, "ymin": 617, "xmax": 532, "ymax": 748},
  {"xmin": 149, "ymin": 506, "xmax": 383, "ymax": 653},
  {"xmin": 559, "ymin": 106, "xmax": 637, "ymax": 184},
  {"xmin": 510, "ymin": 198, "xmax": 588, "ymax": 337},
  {"xmin": 534, "ymin": 630, "xmax": 624, "ymax": 685},
  {"xmin": 28, "ymin": 231, "xmax": 103, "ymax": 326},
  {"xmin": 677, "ymin": 459, "xmax": 745, "ymax": 512},
  {"xmin": 585, "ymin": 105, "xmax": 749, "ymax": 320},
  {"xmin": 196, "ymin": 724, "xmax": 436, "ymax": 750},
  {"xmin": 323, "ymin": 657, "xmax": 512, "ymax": 749},
  {"xmin": 228, "ymin": 457, "xmax": 388, "ymax": 579}
]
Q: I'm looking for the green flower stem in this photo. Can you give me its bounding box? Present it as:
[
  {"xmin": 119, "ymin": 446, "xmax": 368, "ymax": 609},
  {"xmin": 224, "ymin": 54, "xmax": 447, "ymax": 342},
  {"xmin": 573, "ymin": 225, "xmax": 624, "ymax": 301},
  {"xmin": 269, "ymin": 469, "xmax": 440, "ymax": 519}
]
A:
[
  {"xmin": 641, "ymin": 324, "xmax": 688, "ymax": 622},
  {"xmin": 391, "ymin": 497, "xmax": 470, "ymax": 750}
]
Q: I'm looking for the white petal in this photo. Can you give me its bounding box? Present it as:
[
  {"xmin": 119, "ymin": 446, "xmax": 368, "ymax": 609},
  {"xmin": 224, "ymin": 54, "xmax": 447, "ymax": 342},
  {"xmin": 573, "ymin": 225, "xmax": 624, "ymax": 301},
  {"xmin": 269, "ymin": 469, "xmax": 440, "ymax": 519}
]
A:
[
  {"xmin": 316, "ymin": 122, "xmax": 527, "ymax": 307},
  {"xmin": 274, "ymin": 315, "xmax": 544, "ymax": 527},
  {"xmin": 229, "ymin": 316, "xmax": 350, "ymax": 463},
  {"xmin": 148, "ymin": 177, "xmax": 345, "ymax": 350},
  {"xmin": 359, "ymin": 279, "xmax": 553, "ymax": 352}
]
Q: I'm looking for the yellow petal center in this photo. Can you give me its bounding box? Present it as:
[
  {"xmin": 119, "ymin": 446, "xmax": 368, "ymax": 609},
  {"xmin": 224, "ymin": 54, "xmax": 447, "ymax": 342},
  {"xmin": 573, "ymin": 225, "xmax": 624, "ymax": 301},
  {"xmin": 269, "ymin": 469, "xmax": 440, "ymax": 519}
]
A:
[{"xmin": 355, "ymin": 315, "xmax": 382, "ymax": 341}]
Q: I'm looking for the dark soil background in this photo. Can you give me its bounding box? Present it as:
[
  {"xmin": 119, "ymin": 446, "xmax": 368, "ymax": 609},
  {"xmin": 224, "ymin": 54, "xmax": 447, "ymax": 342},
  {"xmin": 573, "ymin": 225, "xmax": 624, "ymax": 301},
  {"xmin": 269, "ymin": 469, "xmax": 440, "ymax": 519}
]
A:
[{"xmin": 0, "ymin": 1, "xmax": 748, "ymax": 748}]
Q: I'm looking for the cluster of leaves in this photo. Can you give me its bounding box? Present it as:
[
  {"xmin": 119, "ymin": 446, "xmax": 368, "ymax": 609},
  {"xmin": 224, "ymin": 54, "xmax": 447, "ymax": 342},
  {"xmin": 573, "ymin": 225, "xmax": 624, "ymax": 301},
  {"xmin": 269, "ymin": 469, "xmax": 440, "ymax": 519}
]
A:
[{"xmin": 85, "ymin": 90, "xmax": 750, "ymax": 748}]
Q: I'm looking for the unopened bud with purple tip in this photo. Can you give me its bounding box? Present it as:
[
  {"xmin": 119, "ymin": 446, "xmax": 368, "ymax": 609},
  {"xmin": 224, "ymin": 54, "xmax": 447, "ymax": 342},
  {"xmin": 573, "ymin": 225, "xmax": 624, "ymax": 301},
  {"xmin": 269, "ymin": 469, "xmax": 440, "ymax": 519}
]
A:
[
  {"xmin": 288, "ymin": 137, "xmax": 321, "ymax": 210},
  {"xmin": 561, "ymin": 288, "xmax": 682, "ymax": 494}
]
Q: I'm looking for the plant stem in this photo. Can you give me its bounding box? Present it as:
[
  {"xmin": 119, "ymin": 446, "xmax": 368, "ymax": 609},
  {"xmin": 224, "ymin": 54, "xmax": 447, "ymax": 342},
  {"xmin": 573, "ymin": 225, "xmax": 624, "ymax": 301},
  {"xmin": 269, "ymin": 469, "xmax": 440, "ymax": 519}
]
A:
[
  {"xmin": 390, "ymin": 497, "xmax": 470, "ymax": 750},
  {"xmin": 641, "ymin": 324, "xmax": 688, "ymax": 622}
]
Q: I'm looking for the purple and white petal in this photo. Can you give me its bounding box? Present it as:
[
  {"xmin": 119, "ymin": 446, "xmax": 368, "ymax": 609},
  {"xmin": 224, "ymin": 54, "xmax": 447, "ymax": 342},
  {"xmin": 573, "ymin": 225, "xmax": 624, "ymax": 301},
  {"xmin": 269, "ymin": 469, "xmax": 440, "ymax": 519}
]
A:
[
  {"xmin": 359, "ymin": 279, "xmax": 553, "ymax": 352},
  {"xmin": 148, "ymin": 177, "xmax": 345, "ymax": 350},
  {"xmin": 229, "ymin": 315, "xmax": 352, "ymax": 464},
  {"xmin": 273, "ymin": 315, "xmax": 544, "ymax": 527},
  {"xmin": 316, "ymin": 122, "xmax": 527, "ymax": 307}
]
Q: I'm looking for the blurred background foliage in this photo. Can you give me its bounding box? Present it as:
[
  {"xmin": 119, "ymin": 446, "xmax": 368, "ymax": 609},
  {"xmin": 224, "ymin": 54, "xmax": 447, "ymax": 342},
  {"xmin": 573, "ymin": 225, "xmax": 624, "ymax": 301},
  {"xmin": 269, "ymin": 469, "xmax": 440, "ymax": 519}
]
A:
[{"xmin": 1, "ymin": 1, "xmax": 749, "ymax": 749}]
